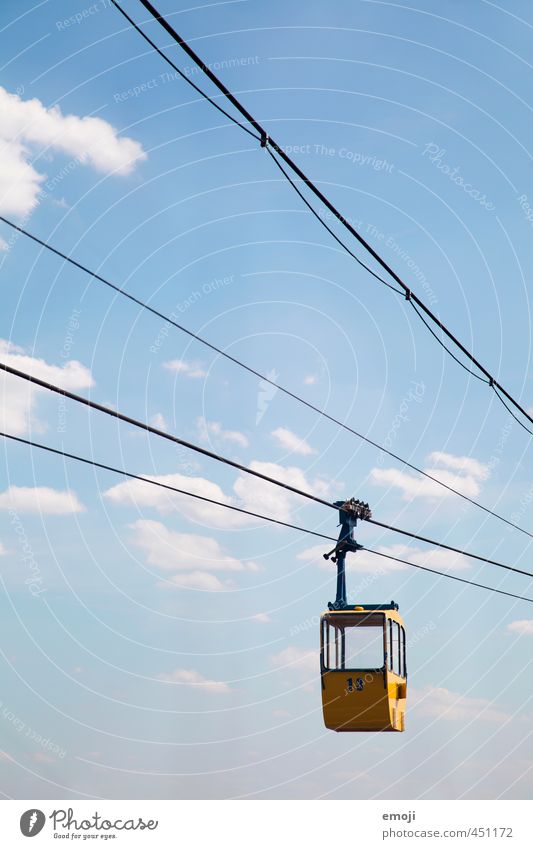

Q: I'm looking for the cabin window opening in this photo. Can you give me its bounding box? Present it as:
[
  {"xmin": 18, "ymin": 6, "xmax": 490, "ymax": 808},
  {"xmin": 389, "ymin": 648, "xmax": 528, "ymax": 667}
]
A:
[
  {"xmin": 344, "ymin": 624, "xmax": 383, "ymax": 669},
  {"xmin": 323, "ymin": 614, "xmax": 386, "ymax": 670},
  {"xmin": 400, "ymin": 625, "xmax": 407, "ymax": 678},
  {"xmin": 391, "ymin": 621, "xmax": 401, "ymax": 675},
  {"xmin": 324, "ymin": 625, "xmax": 383, "ymax": 670}
]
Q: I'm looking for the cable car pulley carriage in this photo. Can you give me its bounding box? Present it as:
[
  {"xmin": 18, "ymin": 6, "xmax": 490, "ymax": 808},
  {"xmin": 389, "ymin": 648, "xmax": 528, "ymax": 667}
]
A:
[{"xmin": 320, "ymin": 499, "xmax": 407, "ymax": 732}]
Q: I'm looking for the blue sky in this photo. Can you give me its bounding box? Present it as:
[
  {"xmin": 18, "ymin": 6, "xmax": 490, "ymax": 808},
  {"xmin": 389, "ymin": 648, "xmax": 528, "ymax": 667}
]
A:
[{"xmin": 0, "ymin": 0, "xmax": 533, "ymax": 799}]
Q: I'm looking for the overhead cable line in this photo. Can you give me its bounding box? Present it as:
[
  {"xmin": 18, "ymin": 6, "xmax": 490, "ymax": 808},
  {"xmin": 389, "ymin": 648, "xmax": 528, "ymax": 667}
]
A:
[
  {"xmin": 1, "ymin": 360, "xmax": 531, "ymax": 579},
  {"xmin": 112, "ymin": 0, "xmax": 407, "ymax": 303},
  {"xmin": 126, "ymin": 0, "xmax": 533, "ymax": 433},
  {"xmin": 265, "ymin": 149, "xmax": 494, "ymax": 385},
  {"xmin": 110, "ymin": 0, "xmax": 406, "ymax": 309},
  {"xmin": 492, "ymin": 385, "xmax": 533, "ymax": 437},
  {"xmin": 111, "ymin": 0, "xmax": 260, "ymax": 141},
  {"xmin": 265, "ymin": 142, "xmax": 403, "ymax": 295},
  {"xmin": 259, "ymin": 148, "xmax": 500, "ymax": 384},
  {"xmin": 3, "ymin": 429, "xmax": 533, "ymax": 604},
  {"xmin": 1, "ymin": 214, "xmax": 530, "ymax": 542},
  {"xmin": 0, "ymin": 360, "xmax": 333, "ymax": 510},
  {"xmin": 0, "ymin": 431, "xmax": 334, "ymax": 542},
  {"xmin": 409, "ymin": 300, "xmax": 489, "ymax": 383},
  {"xmin": 364, "ymin": 548, "xmax": 533, "ymax": 605},
  {"xmin": 266, "ymin": 148, "xmax": 495, "ymax": 382},
  {"xmin": 366, "ymin": 518, "xmax": 533, "ymax": 579}
]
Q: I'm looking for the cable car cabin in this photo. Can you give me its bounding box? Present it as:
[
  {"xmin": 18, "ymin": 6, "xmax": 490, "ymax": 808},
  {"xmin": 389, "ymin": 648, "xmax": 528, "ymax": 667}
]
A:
[{"xmin": 320, "ymin": 603, "xmax": 407, "ymax": 732}]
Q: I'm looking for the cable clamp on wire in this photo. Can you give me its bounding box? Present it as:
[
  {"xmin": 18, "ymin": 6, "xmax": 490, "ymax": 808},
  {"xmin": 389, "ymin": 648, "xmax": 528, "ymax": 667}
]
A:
[
  {"xmin": 489, "ymin": 376, "xmax": 494, "ymax": 387},
  {"xmin": 405, "ymin": 289, "xmax": 412, "ymax": 301},
  {"xmin": 260, "ymin": 132, "xmax": 269, "ymax": 148}
]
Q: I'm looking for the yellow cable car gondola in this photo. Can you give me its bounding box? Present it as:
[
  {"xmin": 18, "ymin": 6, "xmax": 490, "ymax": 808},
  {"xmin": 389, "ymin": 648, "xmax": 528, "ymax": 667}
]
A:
[
  {"xmin": 320, "ymin": 500, "xmax": 407, "ymax": 732},
  {"xmin": 321, "ymin": 603, "xmax": 407, "ymax": 732}
]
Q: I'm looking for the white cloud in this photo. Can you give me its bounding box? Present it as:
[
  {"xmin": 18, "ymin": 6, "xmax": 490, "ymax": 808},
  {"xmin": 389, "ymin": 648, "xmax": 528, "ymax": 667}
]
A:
[
  {"xmin": 164, "ymin": 359, "xmax": 206, "ymax": 379},
  {"xmin": 150, "ymin": 412, "xmax": 168, "ymax": 432},
  {"xmin": 52, "ymin": 196, "xmax": 69, "ymax": 209},
  {"xmin": 251, "ymin": 612, "xmax": 271, "ymax": 623},
  {"xmin": 156, "ymin": 668, "xmax": 231, "ymax": 693},
  {"xmin": 33, "ymin": 752, "xmax": 56, "ymax": 764},
  {"xmin": 427, "ymin": 451, "xmax": 489, "ymax": 482},
  {"xmin": 197, "ymin": 416, "xmax": 248, "ymax": 448},
  {"xmin": 106, "ymin": 459, "xmax": 335, "ymax": 532},
  {"xmin": 371, "ymin": 451, "xmax": 489, "ymax": 501},
  {"xmin": 0, "ymin": 338, "xmax": 93, "ymax": 435},
  {"xmin": 406, "ymin": 545, "xmax": 470, "ymax": 572},
  {"xmin": 298, "ymin": 542, "xmax": 469, "ymax": 573},
  {"xmin": 0, "ymin": 485, "xmax": 85, "ymax": 514},
  {"xmin": 507, "ymin": 620, "xmax": 533, "ymax": 636},
  {"xmin": 104, "ymin": 471, "xmax": 253, "ymax": 529},
  {"xmin": 270, "ymin": 646, "xmax": 316, "ymax": 675},
  {"xmin": 0, "ymin": 542, "xmax": 6, "ymax": 556},
  {"xmin": 370, "ymin": 467, "xmax": 479, "ymax": 499},
  {"xmin": 0, "ymin": 339, "xmax": 94, "ymax": 387},
  {"xmin": 0, "ymin": 236, "xmax": 8, "ymax": 252},
  {"xmin": 297, "ymin": 543, "xmax": 335, "ymax": 562},
  {"xmin": 303, "ymin": 375, "xmax": 318, "ymax": 385},
  {"xmin": 271, "ymin": 426, "xmax": 314, "ymax": 456},
  {"xmin": 0, "ymin": 86, "xmax": 146, "ymax": 216},
  {"xmin": 233, "ymin": 460, "xmax": 331, "ymax": 521},
  {"xmin": 129, "ymin": 519, "xmax": 254, "ymax": 572},
  {"xmin": 348, "ymin": 543, "xmax": 470, "ymax": 573},
  {"xmin": 411, "ymin": 685, "xmax": 508, "ymax": 722},
  {"xmin": 129, "ymin": 519, "xmax": 258, "ymax": 590},
  {"xmin": 298, "ymin": 542, "xmax": 408, "ymax": 574},
  {"xmin": 161, "ymin": 571, "xmax": 227, "ymax": 591},
  {"xmin": 0, "ymin": 139, "xmax": 43, "ymax": 217}
]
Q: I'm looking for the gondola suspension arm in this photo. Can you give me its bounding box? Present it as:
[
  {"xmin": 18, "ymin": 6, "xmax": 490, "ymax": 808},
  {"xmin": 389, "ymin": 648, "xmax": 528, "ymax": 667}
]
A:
[{"xmin": 323, "ymin": 499, "xmax": 372, "ymax": 608}]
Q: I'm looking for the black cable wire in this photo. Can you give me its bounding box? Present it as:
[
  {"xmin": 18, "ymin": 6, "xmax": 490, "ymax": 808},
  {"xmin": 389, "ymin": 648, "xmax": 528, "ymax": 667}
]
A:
[
  {"xmin": 1, "ymin": 214, "xmax": 530, "ymax": 541},
  {"xmin": 0, "ymin": 431, "xmax": 335, "ymax": 542},
  {"xmin": 492, "ymin": 385, "xmax": 533, "ymax": 437},
  {"xmin": 269, "ymin": 144, "xmax": 500, "ymax": 394},
  {"xmin": 0, "ymin": 359, "xmax": 335, "ymax": 509},
  {"xmin": 109, "ymin": 0, "xmax": 260, "ymax": 142},
  {"xmin": 267, "ymin": 150, "xmax": 494, "ymax": 387},
  {"xmin": 131, "ymin": 0, "xmax": 533, "ymax": 434},
  {"xmin": 409, "ymin": 300, "xmax": 490, "ymax": 383},
  {"xmin": 367, "ymin": 518, "xmax": 533, "ymax": 580},
  {"xmin": 1, "ymin": 362, "xmax": 531, "ymax": 578},
  {"xmin": 268, "ymin": 144, "xmax": 520, "ymax": 432},
  {"xmin": 364, "ymin": 548, "xmax": 533, "ymax": 605},
  {"xmin": 269, "ymin": 149, "xmax": 504, "ymax": 401},
  {"xmin": 265, "ymin": 146, "xmax": 403, "ymax": 295},
  {"xmin": 3, "ymin": 429, "xmax": 533, "ymax": 603}
]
